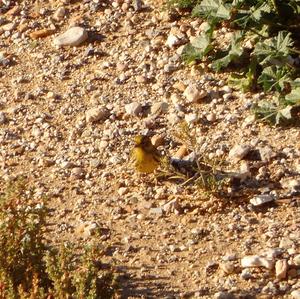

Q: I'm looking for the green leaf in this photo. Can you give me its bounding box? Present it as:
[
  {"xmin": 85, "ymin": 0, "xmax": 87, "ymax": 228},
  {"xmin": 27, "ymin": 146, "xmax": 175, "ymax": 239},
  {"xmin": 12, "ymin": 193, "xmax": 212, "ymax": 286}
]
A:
[
  {"xmin": 192, "ymin": 0, "xmax": 231, "ymax": 20},
  {"xmin": 285, "ymin": 87, "xmax": 300, "ymax": 105},
  {"xmin": 254, "ymin": 31, "xmax": 293, "ymax": 66},
  {"xmin": 257, "ymin": 66, "xmax": 291, "ymax": 92},
  {"xmin": 212, "ymin": 31, "xmax": 244, "ymax": 72},
  {"xmin": 228, "ymin": 58, "xmax": 257, "ymax": 92}
]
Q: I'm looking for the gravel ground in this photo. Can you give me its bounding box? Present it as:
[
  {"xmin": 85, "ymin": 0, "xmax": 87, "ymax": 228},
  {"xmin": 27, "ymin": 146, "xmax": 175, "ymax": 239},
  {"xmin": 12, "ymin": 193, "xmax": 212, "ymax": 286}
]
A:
[{"xmin": 0, "ymin": 0, "xmax": 300, "ymax": 298}]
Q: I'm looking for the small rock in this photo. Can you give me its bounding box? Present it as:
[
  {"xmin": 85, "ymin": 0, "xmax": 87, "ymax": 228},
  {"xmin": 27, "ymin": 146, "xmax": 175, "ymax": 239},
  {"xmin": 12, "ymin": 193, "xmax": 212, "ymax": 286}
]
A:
[
  {"xmin": 279, "ymin": 237, "xmax": 294, "ymax": 249},
  {"xmin": 275, "ymin": 259, "xmax": 288, "ymax": 280},
  {"xmin": 136, "ymin": 75, "xmax": 148, "ymax": 83},
  {"xmin": 53, "ymin": 26, "xmax": 88, "ymax": 47},
  {"xmin": 228, "ymin": 144, "xmax": 251, "ymax": 162},
  {"xmin": 250, "ymin": 194, "xmax": 274, "ymax": 206},
  {"xmin": 206, "ymin": 113, "xmax": 216, "ymax": 122},
  {"xmin": 151, "ymin": 135, "xmax": 165, "ymax": 147},
  {"xmin": 162, "ymin": 198, "xmax": 180, "ymax": 213},
  {"xmin": 149, "ymin": 207, "xmax": 163, "ymax": 216},
  {"xmin": 241, "ymin": 255, "xmax": 273, "ymax": 269},
  {"xmin": 2, "ymin": 22, "xmax": 16, "ymax": 31},
  {"xmin": 258, "ymin": 146, "xmax": 276, "ymax": 162},
  {"xmin": 118, "ymin": 187, "xmax": 128, "ymax": 196},
  {"xmin": 151, "ymin": 102, "xmax": 168, "ymax": 115},
  {"xmin": 85, "ymin": 107, "xmax": 109, "ymax": 123},
  {"xmin": 0, "ymin": 112, "xmax": 7, "ymax": 124},
  {"xmin": 185, "ymin": 113, "xmax": 198, "ymax": 124},
  {"xmin": 53, "ymin": 6, "xmax": 66, "ymax": 21},
  {"xmin": 71, "ymin": 167, "xmax": 85, "ymax": 179},
  {"xmin": 292, "ymin": 290, "xmax": 300, "ymax": 299},
  {"xmin": 125, "ymin": 102, "xmax": 142, "ymax": 116},
  {"xmin": 214, "ymin": 291, "xmax": 235, "ymax": 299},
  {"xmin": 133, "ymin": 0, "xmax": 143, "ymax": 11},
  {"xmin": 293, "ymin": 254, "xmax": 300, "ymax": 266},
  {"xmin": 281, "ymin": 178, "xmax": 300, "ymax": 193},
  {"xmin": 165, "ymin": 33, "xmax": 186, "ymax": 48},
  {"xmin": 183, "ymin": 84, "xmax": 207, "ymax": 102},
  {"xmin": 220, "ymin": 262, "xmax": 236, "ymax": 275},
  {"xmin": 240, "ymin": 269, "xmax": 252, "ymax": 280}
]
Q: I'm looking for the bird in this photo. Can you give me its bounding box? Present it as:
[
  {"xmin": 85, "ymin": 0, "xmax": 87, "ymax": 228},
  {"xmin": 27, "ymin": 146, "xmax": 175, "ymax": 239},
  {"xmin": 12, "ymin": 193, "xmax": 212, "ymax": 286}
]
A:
[{"xmin": 131, "ymin": 135, "xmax": 161, "ymax": 173}]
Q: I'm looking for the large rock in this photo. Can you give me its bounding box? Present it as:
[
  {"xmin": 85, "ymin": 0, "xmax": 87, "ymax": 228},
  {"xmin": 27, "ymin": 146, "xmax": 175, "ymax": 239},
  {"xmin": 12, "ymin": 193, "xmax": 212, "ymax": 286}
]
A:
[{"xmin": 53, "ymin": 27, "xmax": 88, "ymax": 46}]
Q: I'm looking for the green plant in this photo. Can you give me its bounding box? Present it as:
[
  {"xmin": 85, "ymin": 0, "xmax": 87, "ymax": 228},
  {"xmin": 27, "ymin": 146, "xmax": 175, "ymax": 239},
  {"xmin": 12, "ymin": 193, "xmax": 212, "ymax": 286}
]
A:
[
  {"xmin": 0, "ymin": 178, "xmax": 117, "ymax": 299},
  {"xmin": 169, "ymin": 0, "xmax": 300, "ymax": 125}
]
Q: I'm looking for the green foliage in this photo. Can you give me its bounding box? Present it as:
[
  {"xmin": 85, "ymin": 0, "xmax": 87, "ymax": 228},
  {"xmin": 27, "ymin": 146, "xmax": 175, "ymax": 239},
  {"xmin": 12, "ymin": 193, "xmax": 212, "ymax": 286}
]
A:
[
  {"xmin": 253, "ymin": 87, "xmax": 300, "ymax": 124},
  {"xmin": 168, "ymin": 0, "xmax": 300, "ymax": 125},
  {"xmin": 211, "ymin": 31, "xmax": 245, "ymax": 71},
  {"xmin": 166, "ymin": 0, "xmax": 200, "ymax": 9},
  {"xmin": 0, "ymin": 179, "xmax": 116, "ymax": 299}
]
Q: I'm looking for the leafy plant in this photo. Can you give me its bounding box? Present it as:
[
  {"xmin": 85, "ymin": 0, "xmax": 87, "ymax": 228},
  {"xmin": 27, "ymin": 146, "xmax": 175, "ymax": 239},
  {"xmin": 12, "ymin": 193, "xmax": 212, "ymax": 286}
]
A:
[
  {"xmin": 0, "ymin": 178, "xmax": 117, "ymax": 299},
  {"xmin": 168, "ymin": 0, "xmax": 300, "ymax": 125}
]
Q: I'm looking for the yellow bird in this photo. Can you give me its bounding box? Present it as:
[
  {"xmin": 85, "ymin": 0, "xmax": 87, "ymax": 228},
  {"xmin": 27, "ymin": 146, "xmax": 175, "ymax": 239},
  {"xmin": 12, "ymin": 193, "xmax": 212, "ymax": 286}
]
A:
[{"xmin": 132, "ymin": 135, "xmax": 161, "ymax": 173}]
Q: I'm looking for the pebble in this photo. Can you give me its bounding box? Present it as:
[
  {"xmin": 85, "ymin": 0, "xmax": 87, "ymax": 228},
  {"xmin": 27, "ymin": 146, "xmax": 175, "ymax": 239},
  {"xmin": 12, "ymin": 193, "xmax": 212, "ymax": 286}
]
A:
[
  {"xmin": 125, "ymin": 102, "xmax": 142, "ymax": 116},
  {"xmin": 0, "ymin": 112, "xmax": 7, "ymax": 124},
  {"xmin": 279, "ymin": 237, "xmax": 294, "ymax": 249},
  {"xmin": 250, "ymin": 194, "xmax": 274, "ymax": 206},
  {"xmin": 165, "ymin": 33, "xmax": 186, "ymax": 48},
  {"xmin": 220, "ymin": 262, "xmax": 236, "ymax": 275},
  {"xmin": 258, "ymin": 146, "xmax": 276, "ymax": 162},
  {"xmin": 2, "ymin": 22, "xmax": 16, "ymax": 31},
  {"xmin": 275, "ymin": 259, "xmax": 288, "ymax": 280},
  {"xmin": 149, "ymin": 207, "xmax": 164, "ymax": 216},
  {"xmin": 53, "ymin": 7, "xmax": 66, "ymax": 21},
  {"xmin": 241, "ymin": 255, "xmax": 273, "ymax": 269},
  {"xmin": 228, "ymin": 144, "xmax": 251, "ymax": 162},
  {"xmin": 85, "ymin": 107, "xmax": 109, "ymax": 123},
  {"xmin": 162, "ymin": 198, "xmax": 180, "ymax": 213},
  {"xmin": 240, "ymin": 269, "xmax": 252, "ymax": 279},
  {"xmin": 281, "ymin": 178, "xmax": 300, "ymax": 193},
  {"xmin": 293, "ymin": 254, "xmax": 300, "ymax": 266},
  {"xmin": 71, "ymin": 167, "xmax": 85, "ymax": 179},
  {"xmin": 214, "ymin": 291, "xmax": 235, "ymax": 299},
  {"xmin": 183, "ymin": 84, "xmax": 207, "ymax": 103},
  {"xmin": 151, "ymin": 102, "xmax": 168, "ymax": 115},
  {"xmin": 185, "ymin": 113, "xmax": 198, "ymax": 124},
  {"xmin": 53, "ymin": 26, "xmax": 88, "ymax": 47},
  {"xmin": 291, "ymin": 290, "xmax": 300, "ymax": 299}
]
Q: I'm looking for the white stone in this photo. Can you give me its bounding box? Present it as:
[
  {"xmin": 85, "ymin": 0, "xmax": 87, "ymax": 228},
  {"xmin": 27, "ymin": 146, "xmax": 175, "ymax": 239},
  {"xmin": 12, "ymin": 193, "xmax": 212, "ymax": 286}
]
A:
[
  {"xmin": 185, "ymin": 113, "xmax": 198, "ymax": 124},
  {"xmin": 125, "ymin": 102, "xmax": 142, "ymax": 116},
  {"xmin": 279, "ymin": 237, "xmax": 294, "ymax": 249},
  {"xmin": 162, "ymin": 198, "xmax": 180, "ymax": 213},
  {"xmin": 53, "ymin": 26, "xmax": 88, "ymax": 46},
  {"xmin": 228, "ymin": 144, "xmax": 251, "ymax": 162},
  {"xmin": 293, "ymin": 254, "xmax": 300, "ymax": 266},
  {"xmin": 165, "ymin": 33, "xmax": 185, "ymax": 48},
  {"xmin": 53, "ymin": 7, "xmax": 66, "ymax": 21},
  {"xmin": 250, "ymin": 194, "xmax": 274, "ymax": 206},
  {"xmin": 240, "ymin": 269, "xmax": 252, "ymax": 279},
  {"xmin": 275, "ymin": 259, "xmax": 288, "ymax": 280},
  {"xmin": 292, "ymin": 290, "xmax": 300, "ymax": 299},
  {"xmin": 258, "ymin": 146, "xmax": 276, "ymax": 162},
  {"xmin": 85, "ymin": 107, "xmax": 109, "ymax": 123},
  {"xmin": 241, "ymin": 255, "xmax": 273, "ymax": 269},
  {"xmin": 2, "ymin": 22, "xmax": 16, "ymax": 31},
  {"xmin": 183, "ymin": 84, "xmax": 207, "ymax": 102},
  {"xmin": 151, "ymin": 102, "xmax": 168, "ymax": 115}
]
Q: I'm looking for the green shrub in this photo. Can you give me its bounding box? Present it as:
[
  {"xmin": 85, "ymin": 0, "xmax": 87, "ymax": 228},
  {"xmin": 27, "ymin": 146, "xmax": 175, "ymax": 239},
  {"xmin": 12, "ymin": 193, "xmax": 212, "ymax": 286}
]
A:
[
  {"xmin": 0, "ymin": 179, "xmax": 116, "ymax": 299},
  {"xmin": 169, "ymin": 0, "xmax": 300, "ymax": 125}
]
